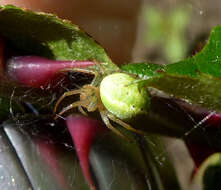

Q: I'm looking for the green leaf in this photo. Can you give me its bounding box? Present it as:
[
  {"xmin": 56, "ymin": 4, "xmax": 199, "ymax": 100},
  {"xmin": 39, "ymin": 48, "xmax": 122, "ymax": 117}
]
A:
[
  {"xmin": 123, "ymin": 26, "xmax": 221, "ymax": 78},
  {"xmin": 149, "ymin": 73, "xmax": 221, "ymax": 112},
  {"xmin": 0, "ymin": 5, "xmax": 119, "ymax": 73},
  {"xmin": 153, "ymin": 26, "xmax": 221, "ymax": 112},
  {"xmin": 166, "ymin": 26, "xmax": 221, "ymax": 77},
  {"xmin": 0, "ymin": 5, "xmax": 120, "ymax": 117},
  {"xmin": 121, "ymin": 62, "xmax": 164, "ymax": 79},
  {"xmin": 122, "ymin": 26, "xmax": 221, "ymax": 112}
]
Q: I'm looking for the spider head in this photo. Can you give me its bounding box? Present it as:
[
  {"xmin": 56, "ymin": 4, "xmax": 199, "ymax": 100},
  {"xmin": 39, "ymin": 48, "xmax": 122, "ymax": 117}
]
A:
[{"xmin": 80, "ymin": 85, "xmax": 100, "ymax": 112}]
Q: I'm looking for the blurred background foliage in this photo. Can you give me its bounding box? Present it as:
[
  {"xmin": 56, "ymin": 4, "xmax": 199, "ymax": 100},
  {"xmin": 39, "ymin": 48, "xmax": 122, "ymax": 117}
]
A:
[{"xmin": 144, "ymin": 6, "xmax": 190, "ymax": 63}]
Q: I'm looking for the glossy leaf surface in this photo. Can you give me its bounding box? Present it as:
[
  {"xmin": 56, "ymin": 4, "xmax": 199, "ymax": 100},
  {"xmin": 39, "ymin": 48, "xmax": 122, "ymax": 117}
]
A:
[
  {"xmin": 1, "ymin": 117, "xmax": 90, "ymax": 190},
  {"xmin": 0, "ymin": 5, "xmax": 119, "ymax": 73},
  {"xmin": 0, "ymin": 114, "xmax": 180, "ymax": 190},
  {"xmin": 122, "ymin": 26, "xmax": 221, "ymax": 113}
]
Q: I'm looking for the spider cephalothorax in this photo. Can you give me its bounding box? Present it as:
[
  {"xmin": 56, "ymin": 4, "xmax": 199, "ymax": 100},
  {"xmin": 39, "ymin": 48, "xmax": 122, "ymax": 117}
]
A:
[{"xmin": 54, "ymin": 67, "xmax": 150, "ymax": 139}]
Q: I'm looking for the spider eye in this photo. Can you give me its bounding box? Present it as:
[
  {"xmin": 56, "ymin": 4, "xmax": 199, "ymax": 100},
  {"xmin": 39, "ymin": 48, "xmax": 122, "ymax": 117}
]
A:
[{"xmin": 100, "ymin": 72, "xmax": 150, "ymax": 120}]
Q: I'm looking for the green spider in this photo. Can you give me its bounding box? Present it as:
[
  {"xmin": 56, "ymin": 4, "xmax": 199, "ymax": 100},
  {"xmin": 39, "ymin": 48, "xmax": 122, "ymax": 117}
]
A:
[{"xmin": 53, "ymin": 65, "xmax": 150, "ymax": 139}]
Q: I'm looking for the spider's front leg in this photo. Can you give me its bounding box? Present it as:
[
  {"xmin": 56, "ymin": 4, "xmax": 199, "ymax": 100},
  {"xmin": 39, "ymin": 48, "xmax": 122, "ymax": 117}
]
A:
[
  {"xmin": 54, "ymin": 89, "xmax": 82, "ymax": 114},
  {"xmin": 58, "ymin": 67, "xmax": 101, "ymax": 86},
  {"xmin": 107, "ymin": 112, "xmax": 145, "ymax": 135},
  {"xmin": 54, "ymin": 100, "xmax": 88, "ymax": 119},
  {"xmin": 99, "ymin": 110, "xmax": 129, "ymax": 140},
  {"xmin": 99, "ymin": 109, "xmax": 145, "ymax": 140},
  {"xmin": 53, "ymin": 88, "xmax": 90, "ymax": 119}
]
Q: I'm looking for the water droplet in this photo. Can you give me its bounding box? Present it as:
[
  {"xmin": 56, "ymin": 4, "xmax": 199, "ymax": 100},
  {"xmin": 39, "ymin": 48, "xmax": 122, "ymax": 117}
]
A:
[
  {"xmin": 11, "ymin": 176, "xmax": 15, "ymax": 184},
  {"xmin": 0, "ymin": 175, "xmax": 4, "ymax": 180}
]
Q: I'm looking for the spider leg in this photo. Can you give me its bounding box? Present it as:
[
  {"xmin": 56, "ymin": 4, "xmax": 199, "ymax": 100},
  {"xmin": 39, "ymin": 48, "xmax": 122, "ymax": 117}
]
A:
[
  {"xmin": 58, "ymin": 67, "xmax": 98, "ymax": 75},
  {"xmin": 94, "ymin": 61, "xmax": 106, "ymax": 75},
  {"xmin": 100, "ymin": 110, "xmax": 129, "ymax": 141},
  {"xmin": 54, "ymin": 90, "xmax": 82, "ymax": 114},
  {"xmin": 58, "ymin": 67, "xmax": 100, "ymax": 85},
  {"xmin": 87, "ymin": 100, "xmax": 98, "ymax": 112},
  {"xmin": 54, "ymin": 100, "xmax": 86, "ymax": 120},
  {"xmin": 78, "ymin": 106, "xmax": 88, "ymax": 116},
  {"xmin": 107, "ymin": 113, "xmax": 145, "ymax": 135}
]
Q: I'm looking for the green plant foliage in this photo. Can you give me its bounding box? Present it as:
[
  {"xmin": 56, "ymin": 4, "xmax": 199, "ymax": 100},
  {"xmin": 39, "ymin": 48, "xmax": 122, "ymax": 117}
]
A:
[
  {"xmin": 122, "ymin": 26, "xmax": 221, "ymax": 112},
  {"xmin": 0, "ymin": 5, "xmax": 119, "ymax": 73},
  {"xmin": 121, "ymin": 62, "xmax": 164, "ymax": 79},
  {"xmin": 1, "ymin": 5, "xmax": 217, "ymax": 190},
  {"xmin": 166, "ymin": 26, "xmax": 221, "ymax": 77},
  {"xmin": 0, "ymin": 5, "xmax": 221, "ymax": 118},
  {"xmin": 0, "ymin": 5, "xmax": 121, "ymax": 119}
]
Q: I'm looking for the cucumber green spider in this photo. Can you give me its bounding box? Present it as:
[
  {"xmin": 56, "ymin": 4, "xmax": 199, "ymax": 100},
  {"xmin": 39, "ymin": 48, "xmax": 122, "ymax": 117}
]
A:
[{"xmin": 53, "ymin": 65, "xmax": 150, "ymax": 139}]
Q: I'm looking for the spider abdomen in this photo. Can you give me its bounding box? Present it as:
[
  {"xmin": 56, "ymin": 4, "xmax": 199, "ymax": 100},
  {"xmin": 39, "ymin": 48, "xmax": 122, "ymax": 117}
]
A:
[{"xmin": 100, "ymin": 73, "xmax": 150, "ymax": 120}]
